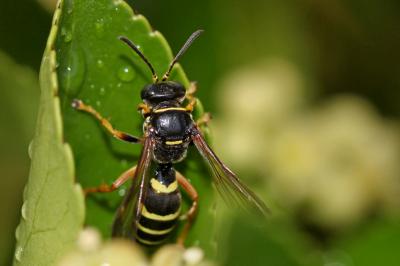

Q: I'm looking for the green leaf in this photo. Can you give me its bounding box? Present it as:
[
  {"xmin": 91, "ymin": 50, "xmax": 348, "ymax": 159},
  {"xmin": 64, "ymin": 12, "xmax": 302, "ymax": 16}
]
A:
[
  {"xmin": 217, "ymin": 215, "xmax": 322, "ymax": 266},
  {"xmin": 56, "ymin": 0, "xmax": 215, "ymax": 256},
  {"xmin": 332, "ymin": 219, "xmax": 400, "ymax": 266},
  {"xmin": 13, "ymin": 3, "xmax": 85, "ymax": 265}
]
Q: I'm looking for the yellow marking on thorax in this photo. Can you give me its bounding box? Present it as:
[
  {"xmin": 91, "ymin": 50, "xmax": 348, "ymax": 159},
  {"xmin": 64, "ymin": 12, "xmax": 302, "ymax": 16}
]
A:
[
  {"xmin": 154, "ymin": 107, "xmax": 186, "ymax": 113},
  {"xmin": 136, "ymin": 222, "xmax": 175, "ymax": 235},
  {"xmin": 165, "ymin": 140, "xmax": 183, "ymax": 145},
  {"xmin": 150, "ymin": 178, "xmax": 178, "ymax": 193},
  {"xmin": 141, "ymin": 205, "xmax": 181, "ymax": 221}
]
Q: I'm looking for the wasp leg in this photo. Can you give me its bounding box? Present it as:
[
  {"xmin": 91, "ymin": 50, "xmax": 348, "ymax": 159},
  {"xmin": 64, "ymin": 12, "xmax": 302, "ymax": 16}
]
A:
[
  {"xmin": 196, "ymin": 112, "xmax": 212, "ymax": 127},
  {"xmin": 176, "ymin": 171, "xmax": 198, "ymax": 245},
  {"xmin": 186, "ymin": 81, "xmax": 198, "ymax": 100},
  {"xmin": 185, "ymin": 82, "xmax": 198, "ymax": 112},
  {"xmin": 84, "ymin": 166, "xmax": 137, "ymax": 196},
  {"xmin": 72, "ymin": 99, "xmax": 142, "ymax": 144},
  {"xmin": 137, "ymin": 103, "xmax": 151, "ymax": 116},
  {"xmin": 185, "ymin": 98, "xmax": 197, "ymax": 112}
]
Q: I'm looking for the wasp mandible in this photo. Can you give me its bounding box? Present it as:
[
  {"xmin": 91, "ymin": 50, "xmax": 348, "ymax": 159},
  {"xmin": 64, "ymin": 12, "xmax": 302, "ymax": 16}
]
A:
[{"xmin": 72, "ymin": 30, "xmax": 269, "ymax": 246}]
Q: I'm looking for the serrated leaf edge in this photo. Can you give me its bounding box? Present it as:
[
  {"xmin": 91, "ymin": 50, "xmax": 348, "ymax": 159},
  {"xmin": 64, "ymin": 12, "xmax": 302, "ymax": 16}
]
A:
[{"xmin": 14, "ymin": 0, "xmax": 85, "ymax": 265}]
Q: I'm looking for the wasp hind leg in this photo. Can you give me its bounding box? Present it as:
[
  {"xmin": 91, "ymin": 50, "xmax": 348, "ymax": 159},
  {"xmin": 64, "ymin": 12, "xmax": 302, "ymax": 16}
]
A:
[
  {"xmin": 84, "ymin": 166, "xmax": 137, "ymax": 196},
  {"xmin": 176, "ymin": 171, "xmax": 198, "ymax": 245},
  {"xmin": 72, "ymin": 99, "xmax": 142, "ymax": 144}
]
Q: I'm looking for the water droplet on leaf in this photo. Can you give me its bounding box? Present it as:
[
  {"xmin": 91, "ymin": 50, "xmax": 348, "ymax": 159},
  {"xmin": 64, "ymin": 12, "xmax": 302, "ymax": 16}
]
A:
[
  {"xmin": 95, "ymin": 18, "xmax": 105, "ymax": 37},
  {"xmin": 64, "ymin": 32, "xmax": 72, "ymax": 43},
  {"xmin": 60, "ymin": 27, "xmax": 72, "ymax": 43},
  {"xmin": 96, "ymin": 59, "xmax": 104, "ymax": 68},
  {"xmin": 65, "ymin": 0, "xmax": 73, "ymax": 14},
  {"xmin": 59, "ymin": 44, "xmax": 86, "ymax": 96},
  {"xmin": 118, "ymin": 188, "xmax": 126, "ymax": 197},
  {"xmin": 117, "ymin": 65, "xmax": 135, "ymax": 82}
]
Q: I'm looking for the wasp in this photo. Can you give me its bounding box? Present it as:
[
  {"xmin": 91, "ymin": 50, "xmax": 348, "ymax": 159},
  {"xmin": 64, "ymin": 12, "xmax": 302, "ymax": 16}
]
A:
[{"xmin": 72, "ymin": 30, "xmax": 268, "ymax": 246}]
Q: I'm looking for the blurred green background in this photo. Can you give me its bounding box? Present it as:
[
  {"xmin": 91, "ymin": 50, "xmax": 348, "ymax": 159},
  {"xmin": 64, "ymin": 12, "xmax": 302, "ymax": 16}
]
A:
[{"xmin": 1, "ymin": 0, "xmax": 400, "ymax": 265}]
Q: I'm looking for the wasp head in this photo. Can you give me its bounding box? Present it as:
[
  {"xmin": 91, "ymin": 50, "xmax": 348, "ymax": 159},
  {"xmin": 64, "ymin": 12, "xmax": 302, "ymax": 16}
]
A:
[{"xmin": 141, "ymin": 81, "xmax": 186, "ymax": 105}]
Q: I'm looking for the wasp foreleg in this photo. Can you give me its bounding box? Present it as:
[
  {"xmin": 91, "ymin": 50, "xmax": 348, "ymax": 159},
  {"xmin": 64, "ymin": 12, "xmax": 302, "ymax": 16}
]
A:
[
  {"xmin": 72, "ymin": 99, "xmax": 142, "ymax": 144},
  {"xmin": 137, "ymin": 103, "xmax": 151, "ymax": 116},
  {"xmin": 176, "ymin": 171, "xmax": 198, "ymax": 245},
  {"xmin": 84, "ymin": 166, "xmax": 137, "ymax": 196}
]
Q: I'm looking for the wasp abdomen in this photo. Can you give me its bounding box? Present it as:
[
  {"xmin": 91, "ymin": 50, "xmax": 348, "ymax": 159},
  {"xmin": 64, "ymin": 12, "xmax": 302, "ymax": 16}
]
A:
[{"xmin": 136, "ymin": 165, "xmax": 182, "ymax": 245}]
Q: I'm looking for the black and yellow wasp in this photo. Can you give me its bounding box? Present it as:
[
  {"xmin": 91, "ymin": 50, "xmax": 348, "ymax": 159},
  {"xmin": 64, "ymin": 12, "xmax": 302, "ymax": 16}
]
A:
[{"xmin": 72, "ymin": 30, "xmax": 268, "ymax": 246}]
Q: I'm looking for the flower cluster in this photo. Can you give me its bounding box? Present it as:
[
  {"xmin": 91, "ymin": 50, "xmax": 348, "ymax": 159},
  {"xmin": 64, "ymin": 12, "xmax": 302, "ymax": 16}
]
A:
[{"xmin": 214, "ymin": 60, "xmax": 400, "ymax": 229}]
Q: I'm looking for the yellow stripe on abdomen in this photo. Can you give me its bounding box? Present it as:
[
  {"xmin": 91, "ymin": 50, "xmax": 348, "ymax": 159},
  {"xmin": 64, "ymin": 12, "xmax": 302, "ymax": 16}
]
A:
[
  {"xmin": 136, "ymin": 221, "xmax": 174, "ymax": 235},
  {"xmin": 150, "ymin": 178, "xmax": 178, "ymax": 193},
  {"xmin": 136, "ymin": 236, "xmax": 165, "ymax": 246},
  {"xmin": 141, "ymin": 205, "xmax": 181, "ymax": 221},
  {"xmin": 165, "ymin": 140, "xmax": 183, "ymax": 145}
]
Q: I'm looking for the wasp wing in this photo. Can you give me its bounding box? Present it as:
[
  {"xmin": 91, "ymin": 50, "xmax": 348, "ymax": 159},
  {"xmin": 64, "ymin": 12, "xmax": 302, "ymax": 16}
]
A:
[
  {"xmin": 112, "ymin": 134, "xmax": 154, "ymax": 238},
  {"xmin": 192, "ymin": 129, "xmax": 269, "ymax": 217}
]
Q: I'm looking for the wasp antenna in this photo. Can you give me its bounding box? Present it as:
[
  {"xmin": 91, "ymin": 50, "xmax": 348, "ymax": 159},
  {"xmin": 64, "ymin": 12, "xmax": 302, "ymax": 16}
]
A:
[
  {"xmin": 119, "ymin": 36, "xmax": 159, "ymax": 83},
  {"xmin": 162, "ymin": 29, "xmax": 204, "ymax": 81}
]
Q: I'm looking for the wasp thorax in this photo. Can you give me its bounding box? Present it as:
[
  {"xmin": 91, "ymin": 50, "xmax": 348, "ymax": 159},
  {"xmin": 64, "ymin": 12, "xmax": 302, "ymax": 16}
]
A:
[{"xmin": 141, "ymin": 81, "xmax": 186, "ymax": 105}]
